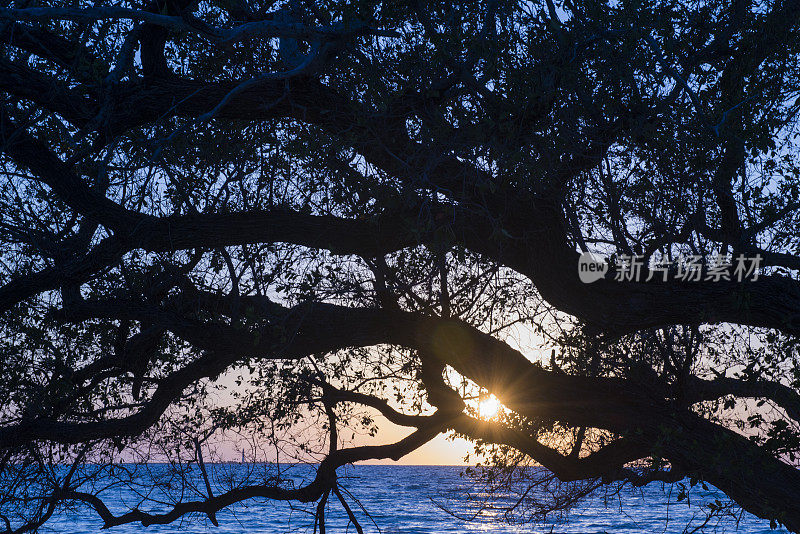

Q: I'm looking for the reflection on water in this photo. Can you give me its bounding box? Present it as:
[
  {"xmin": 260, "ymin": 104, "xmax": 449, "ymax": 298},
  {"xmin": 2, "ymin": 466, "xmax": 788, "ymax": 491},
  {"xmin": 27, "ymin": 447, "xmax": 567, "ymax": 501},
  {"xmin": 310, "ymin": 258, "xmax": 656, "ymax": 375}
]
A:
[{"xmin": 42, "ymin": 465, "xmax": 787, "ymax": 533}]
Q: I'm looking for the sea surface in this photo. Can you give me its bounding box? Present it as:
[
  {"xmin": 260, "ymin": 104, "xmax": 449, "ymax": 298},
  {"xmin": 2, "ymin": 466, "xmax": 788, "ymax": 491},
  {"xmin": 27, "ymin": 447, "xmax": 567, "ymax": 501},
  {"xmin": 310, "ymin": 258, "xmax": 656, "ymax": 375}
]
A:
[{"xmin": 42, "ymin": 465, "xmax": 787, "ymax": 533}]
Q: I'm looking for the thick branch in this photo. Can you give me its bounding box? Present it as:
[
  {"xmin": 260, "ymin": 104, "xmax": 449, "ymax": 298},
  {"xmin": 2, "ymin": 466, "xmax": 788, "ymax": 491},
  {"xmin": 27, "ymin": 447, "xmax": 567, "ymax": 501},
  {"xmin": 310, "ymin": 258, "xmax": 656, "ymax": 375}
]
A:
[{"xmin": 687, "ymin": 375, "xmax": 800, "ymax": 422}]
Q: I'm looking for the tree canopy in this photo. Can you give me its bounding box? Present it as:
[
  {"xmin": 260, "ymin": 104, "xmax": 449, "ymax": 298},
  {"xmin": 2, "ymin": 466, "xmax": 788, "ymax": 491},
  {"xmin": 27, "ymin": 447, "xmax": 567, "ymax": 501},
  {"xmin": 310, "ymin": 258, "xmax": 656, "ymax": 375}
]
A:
[{"xmin": 2, "ymin": 0, "xmax": 800, "ymax": 531}]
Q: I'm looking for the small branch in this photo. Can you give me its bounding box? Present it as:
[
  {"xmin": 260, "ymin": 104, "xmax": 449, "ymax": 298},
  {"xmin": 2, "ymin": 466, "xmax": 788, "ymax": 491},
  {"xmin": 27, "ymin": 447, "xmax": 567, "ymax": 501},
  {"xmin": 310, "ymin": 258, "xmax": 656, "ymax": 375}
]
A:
[
  {"xmin": 333, "ymin": 486, "xmax": 365, "ymax": 534},
  {"xmin": 193, "ymin": 438, "xmax": 219, "ymax": 527}
]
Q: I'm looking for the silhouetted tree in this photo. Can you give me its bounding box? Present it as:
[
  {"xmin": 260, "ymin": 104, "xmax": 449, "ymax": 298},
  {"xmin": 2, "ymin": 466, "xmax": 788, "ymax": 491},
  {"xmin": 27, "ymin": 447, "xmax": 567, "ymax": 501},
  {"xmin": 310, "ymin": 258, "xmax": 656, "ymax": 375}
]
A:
[{"xmin": 2, "ymin": 0, "xmax": 800, "ymax": 531}]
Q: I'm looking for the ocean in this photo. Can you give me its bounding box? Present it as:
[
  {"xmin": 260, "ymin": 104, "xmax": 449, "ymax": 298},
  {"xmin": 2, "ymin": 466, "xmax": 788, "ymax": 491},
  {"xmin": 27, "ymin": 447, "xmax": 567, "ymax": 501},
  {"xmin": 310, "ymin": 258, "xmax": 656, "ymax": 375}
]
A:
[{"xmin": 41, "ymin": 465, "xmax": 787, "ymax": 533}]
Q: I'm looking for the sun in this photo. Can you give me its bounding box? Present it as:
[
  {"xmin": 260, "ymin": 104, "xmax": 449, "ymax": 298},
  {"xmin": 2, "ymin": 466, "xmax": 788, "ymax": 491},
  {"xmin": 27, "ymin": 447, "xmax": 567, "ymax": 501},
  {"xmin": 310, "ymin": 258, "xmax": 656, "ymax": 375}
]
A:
[{"xmin": 479, "ymin": 395, "xmax": 501, "ymax": 420}]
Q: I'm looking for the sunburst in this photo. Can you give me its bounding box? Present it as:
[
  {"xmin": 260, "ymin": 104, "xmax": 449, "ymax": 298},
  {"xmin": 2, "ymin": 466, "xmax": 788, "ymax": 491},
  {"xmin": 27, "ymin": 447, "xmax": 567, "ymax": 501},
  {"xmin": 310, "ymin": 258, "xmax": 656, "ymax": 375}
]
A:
[{"xmin": 478, "ymin": 395, "xmax": 501, "ymax": 420}]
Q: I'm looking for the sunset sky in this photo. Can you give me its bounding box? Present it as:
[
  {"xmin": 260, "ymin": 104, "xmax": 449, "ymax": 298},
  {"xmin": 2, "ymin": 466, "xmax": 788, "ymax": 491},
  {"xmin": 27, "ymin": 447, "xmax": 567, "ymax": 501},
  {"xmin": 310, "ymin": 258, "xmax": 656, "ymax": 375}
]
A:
[{"xmin": 359, "ymin": 418, "xmax": 474, "ymax": 466}]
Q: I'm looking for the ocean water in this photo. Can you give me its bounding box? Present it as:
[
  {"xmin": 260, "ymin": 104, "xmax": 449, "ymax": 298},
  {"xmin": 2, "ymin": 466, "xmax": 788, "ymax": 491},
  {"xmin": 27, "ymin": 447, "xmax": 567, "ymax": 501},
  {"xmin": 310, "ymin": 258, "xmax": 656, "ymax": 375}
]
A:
[{"xmin": 41, "ymin": 465, "xmax": 787, "ymax": 534}]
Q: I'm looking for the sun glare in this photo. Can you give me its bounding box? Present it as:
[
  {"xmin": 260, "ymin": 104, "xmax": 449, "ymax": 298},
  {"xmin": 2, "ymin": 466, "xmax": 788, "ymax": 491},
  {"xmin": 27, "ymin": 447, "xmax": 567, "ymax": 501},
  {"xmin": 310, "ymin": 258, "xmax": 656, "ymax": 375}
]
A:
[{"xmin": 479, "ymin": 395, "xmax": 501, "ymax": 420}]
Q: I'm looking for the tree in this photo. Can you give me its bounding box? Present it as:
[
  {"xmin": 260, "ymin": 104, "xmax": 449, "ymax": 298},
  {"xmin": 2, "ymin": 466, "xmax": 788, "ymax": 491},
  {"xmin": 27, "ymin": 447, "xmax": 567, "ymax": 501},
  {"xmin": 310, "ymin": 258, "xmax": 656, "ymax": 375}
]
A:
[{"xmin": 1, "ymin": 0, "xmax": 800, "ymax": 531}]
